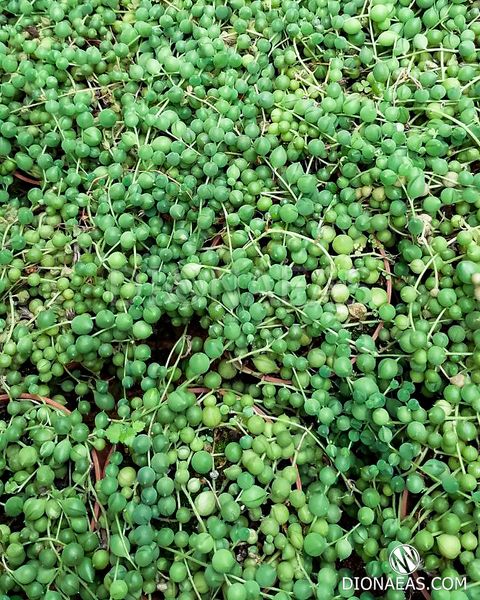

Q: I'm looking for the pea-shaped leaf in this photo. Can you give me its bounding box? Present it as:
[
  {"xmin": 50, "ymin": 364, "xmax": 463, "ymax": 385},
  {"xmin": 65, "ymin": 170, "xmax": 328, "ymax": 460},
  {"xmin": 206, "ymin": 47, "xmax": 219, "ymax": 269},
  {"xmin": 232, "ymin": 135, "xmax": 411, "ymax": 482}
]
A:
[
  {"xmin": 252, "ymin": 355, "xmax": 278, "ymax": 374},
  {"xmin": 423, "ymin": 459, "xmax": 447, "ymax": 478},
  {"xmin": 407, "ymin": 172, "xmax": 426, "ymax": 199},
  {"xmin": 110, "ymin": 534, "xmax": 131, "ymax": 558},
  {"xmin": 270, "ymin": 146, "xmax": 287, "ymax": 169},
  {"xmin": 241, "ymin": 485, "xmax": 267, "ymax": 508},
  {"xmin": 23, "ymin": 497, "xmax": 46, "ymax": 521},
  {"xmin": 62, "ymin": 497, "xmax": 87, "ymax": 517}
]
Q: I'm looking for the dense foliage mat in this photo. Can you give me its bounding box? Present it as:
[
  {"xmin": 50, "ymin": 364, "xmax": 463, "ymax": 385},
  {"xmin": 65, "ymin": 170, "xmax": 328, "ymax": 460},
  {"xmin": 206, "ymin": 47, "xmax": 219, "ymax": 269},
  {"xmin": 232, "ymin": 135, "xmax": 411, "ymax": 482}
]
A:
[{"xmin": 1, "ymin": 0, "xmax": 480, "ymax": 598}]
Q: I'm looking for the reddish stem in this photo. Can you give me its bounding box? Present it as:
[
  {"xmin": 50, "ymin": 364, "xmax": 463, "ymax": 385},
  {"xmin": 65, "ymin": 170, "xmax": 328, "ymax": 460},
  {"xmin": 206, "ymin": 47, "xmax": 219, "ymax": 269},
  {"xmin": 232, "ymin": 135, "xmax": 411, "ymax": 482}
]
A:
[
  {"xmin": 13, "ymin": 171, "xmax": 40, "ymax": 185},
  {"xmin": 263, "ymin": 375, "xmax": 292, "ymax": 385},
  {"xmin": 90, "ymin": 445, "xmax": 115, "ymax": 530},
  {"xmin": 400, "ymin": 489, "xmax": 409, "ymax": 519},
  {"xmin": 92, "ymin": 449, "xmax": 102, "ymax": 483},
  {"xmin": 210, "ymin": 234, "xmax": 223, "ymax": 247},
  {"xmin": 0, "ymin": 393, "xmax": 71, "ymax": 413}
]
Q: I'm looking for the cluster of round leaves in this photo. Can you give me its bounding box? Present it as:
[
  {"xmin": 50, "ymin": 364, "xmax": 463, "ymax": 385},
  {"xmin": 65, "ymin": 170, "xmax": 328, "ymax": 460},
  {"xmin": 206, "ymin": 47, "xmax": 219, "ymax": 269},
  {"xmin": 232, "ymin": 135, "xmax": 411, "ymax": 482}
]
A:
[
  {"xmin": 400, "ymin": 392, "xmax": 480, "ymax": 585},
  {"xmin": 92, "ymin": 397, "xmax": 366, "ymax": 600},
  {"xmin": 91, "ymin": 377, "xmax": 480, "ymax": 599},
  {"xmin": 1, "ymin": 0, "xmax": 480, "ymax": 596},
  {"xmin": 327, "ymin": 386, "xmax": 480, "ymax": 593},
  {"xmin": 0, "ymin": 0, "xmax": 479, "ymax": 407},
  {"xmin": 0, "ymin": 400, "xmax": 103, "ymax": 600}
]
